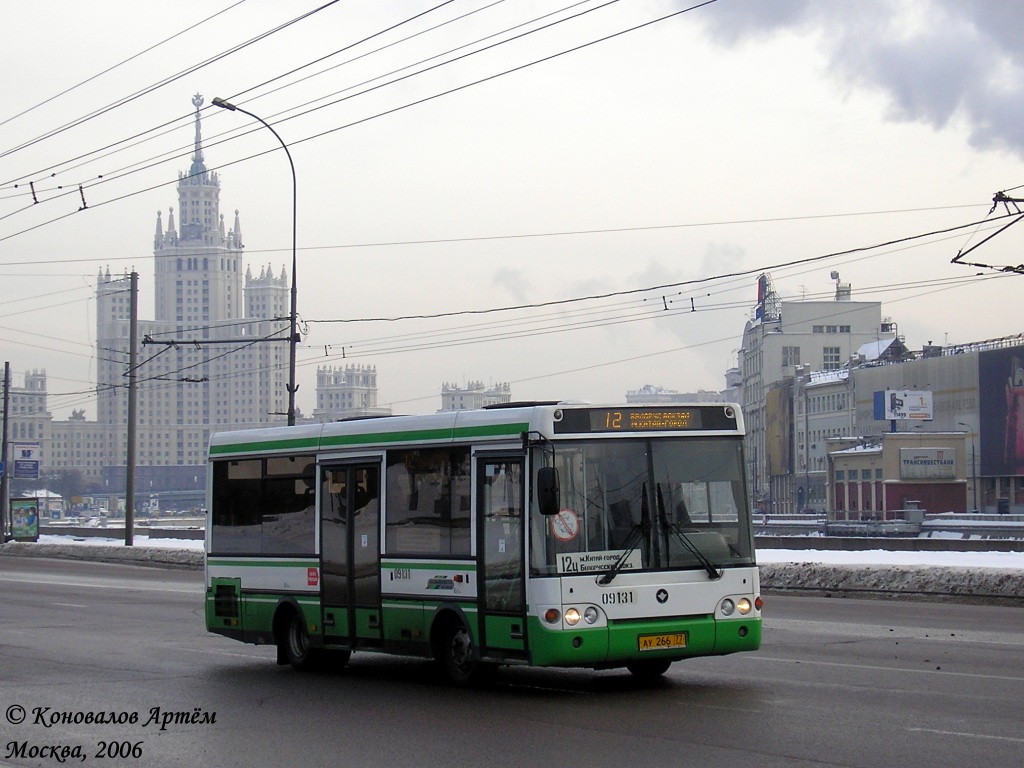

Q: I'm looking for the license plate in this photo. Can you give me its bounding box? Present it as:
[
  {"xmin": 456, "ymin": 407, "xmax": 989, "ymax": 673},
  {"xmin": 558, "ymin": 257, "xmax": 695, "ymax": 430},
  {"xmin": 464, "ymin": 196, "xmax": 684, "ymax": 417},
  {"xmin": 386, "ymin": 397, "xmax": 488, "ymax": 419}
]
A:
[{"xmin": 638, "ymin": 632, "xmax": 687, "ymax": 652}]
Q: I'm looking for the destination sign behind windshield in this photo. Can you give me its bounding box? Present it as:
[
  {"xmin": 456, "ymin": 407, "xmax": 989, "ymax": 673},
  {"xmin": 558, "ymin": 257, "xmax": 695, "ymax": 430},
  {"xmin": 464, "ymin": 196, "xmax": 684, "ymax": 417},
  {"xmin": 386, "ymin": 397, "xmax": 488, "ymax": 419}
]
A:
[{"xmin": 553, "ymin": 406, "xmax": 737, "ymax": 434}]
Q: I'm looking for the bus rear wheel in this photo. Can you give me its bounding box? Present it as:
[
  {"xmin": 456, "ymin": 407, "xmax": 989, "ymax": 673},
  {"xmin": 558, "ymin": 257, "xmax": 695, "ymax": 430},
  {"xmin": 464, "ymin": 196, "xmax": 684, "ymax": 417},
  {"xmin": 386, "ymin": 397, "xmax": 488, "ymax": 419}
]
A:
[
  {"xmin": 282, "ymin": 612, "xmax": 316, "ymax": 671},
  {"xmin": 626, "ymin": 659, "xmax": 672, "ymax": 679}
]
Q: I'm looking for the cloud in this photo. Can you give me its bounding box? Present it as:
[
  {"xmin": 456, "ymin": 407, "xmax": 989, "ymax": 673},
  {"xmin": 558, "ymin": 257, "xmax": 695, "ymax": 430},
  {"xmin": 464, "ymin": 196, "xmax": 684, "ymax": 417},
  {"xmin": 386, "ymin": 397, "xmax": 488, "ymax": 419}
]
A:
[
  {"xmin": 698, "ymin": 0, "xmax": 1024, "ymax": 157},
  {"xmin": 491, "ymin": 267, "xmax": 533, "ymax": 303},
  {"xmin": 699, "ymin": 242, "xmax": 745, "ymax": 278}
]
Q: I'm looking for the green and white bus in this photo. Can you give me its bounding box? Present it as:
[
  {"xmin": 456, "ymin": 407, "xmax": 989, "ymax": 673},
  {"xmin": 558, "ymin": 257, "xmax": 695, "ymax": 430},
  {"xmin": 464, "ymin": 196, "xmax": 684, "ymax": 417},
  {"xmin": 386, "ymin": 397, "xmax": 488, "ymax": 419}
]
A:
[{"xmin": 205, "ymin": 402, "xmax": 761, "ymax": 683}]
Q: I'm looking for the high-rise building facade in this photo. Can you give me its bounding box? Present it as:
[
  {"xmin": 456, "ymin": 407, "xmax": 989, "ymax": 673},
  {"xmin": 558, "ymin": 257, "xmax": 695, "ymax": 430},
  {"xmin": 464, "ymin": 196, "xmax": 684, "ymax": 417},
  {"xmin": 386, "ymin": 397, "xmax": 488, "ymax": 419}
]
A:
[{"xmin": 78, "ymin": 95, "xmax": 291, "ymax": 493}]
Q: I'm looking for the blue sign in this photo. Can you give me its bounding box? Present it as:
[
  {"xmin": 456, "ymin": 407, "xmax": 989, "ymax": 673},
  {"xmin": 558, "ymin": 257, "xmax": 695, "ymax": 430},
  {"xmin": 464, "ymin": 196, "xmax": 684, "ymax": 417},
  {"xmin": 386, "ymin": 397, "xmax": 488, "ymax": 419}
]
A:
[
  {"xmin": 14, "ymin": 460, "xmax": 39, "ymax": 480},
  {"xmin": 12, "ymin": 444, "xmax": 40, "ymax": 480}
]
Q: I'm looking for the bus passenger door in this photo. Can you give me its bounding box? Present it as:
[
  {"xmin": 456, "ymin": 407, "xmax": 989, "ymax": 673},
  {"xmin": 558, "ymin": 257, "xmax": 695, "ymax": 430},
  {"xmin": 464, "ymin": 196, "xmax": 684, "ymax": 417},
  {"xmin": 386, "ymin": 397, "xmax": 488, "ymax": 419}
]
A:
[
  {"xmin": 477, "ymin": 457, "xmax": 526, "ymax": 657},
  {"xmin": 320, "ymin": 463, "xmax": 382, "ymax": 648}
]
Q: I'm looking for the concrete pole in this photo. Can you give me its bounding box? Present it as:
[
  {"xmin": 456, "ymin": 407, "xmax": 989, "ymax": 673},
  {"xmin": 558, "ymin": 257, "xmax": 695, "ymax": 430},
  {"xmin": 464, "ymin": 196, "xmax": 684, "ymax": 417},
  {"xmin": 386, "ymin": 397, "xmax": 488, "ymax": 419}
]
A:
[
  {"xmin": 1, "ymin": 362, "xmax": 10, "ymax": 541},
  {"xmin": 125, "ymin": 272, "xmax": 138, "ymax": 546}
]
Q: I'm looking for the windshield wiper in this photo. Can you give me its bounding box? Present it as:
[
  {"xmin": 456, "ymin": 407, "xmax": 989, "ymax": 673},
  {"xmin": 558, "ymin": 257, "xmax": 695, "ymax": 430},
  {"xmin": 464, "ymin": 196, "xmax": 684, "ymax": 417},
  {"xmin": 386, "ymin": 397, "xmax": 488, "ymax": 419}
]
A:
[
  {"xmin": 597, "ymin": 484, "xmax": 650, "ymax": 585},
  {"xmin": 597, "ymin": 519, "xmax": 648, "ymax": 585},
  {"xmin": 656, "ymin": 483, "xmax": 722, "ymax": 580}
]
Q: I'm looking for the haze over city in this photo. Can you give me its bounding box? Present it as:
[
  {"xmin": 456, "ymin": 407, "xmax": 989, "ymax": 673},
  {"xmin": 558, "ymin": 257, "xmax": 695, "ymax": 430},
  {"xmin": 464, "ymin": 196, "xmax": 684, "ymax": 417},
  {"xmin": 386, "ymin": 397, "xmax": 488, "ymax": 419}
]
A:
[{"xmin": 3, "ymin": 0, "xmax": 1024, "ymax": 419}]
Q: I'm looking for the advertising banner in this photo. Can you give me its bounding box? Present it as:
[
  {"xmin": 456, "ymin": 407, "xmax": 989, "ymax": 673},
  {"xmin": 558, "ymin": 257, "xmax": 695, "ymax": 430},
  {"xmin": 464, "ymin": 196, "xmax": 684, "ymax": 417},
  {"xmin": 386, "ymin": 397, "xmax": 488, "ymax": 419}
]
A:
[
  {"xmin": 874, "ymin": 390, "xmax": 933, "ymax": 421},
  {"xmin": 11, "ymin": 498, "xmax": 40, "ymax": 542},
  {"xmin": 979, "ymin": 346, "xmax": 1024, "ymax": 476}
]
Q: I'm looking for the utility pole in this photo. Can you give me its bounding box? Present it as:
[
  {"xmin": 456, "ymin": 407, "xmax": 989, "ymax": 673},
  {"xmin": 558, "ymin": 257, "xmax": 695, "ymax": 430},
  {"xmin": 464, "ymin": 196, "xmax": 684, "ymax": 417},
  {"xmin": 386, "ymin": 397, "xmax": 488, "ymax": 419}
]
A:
[
  {"xmin": 1, "ymin": 362, "xmax": 10, "ymax": 541},
  {"xmin": 125, "ymin": 272, "xmax": 138, "ymax": 546}
]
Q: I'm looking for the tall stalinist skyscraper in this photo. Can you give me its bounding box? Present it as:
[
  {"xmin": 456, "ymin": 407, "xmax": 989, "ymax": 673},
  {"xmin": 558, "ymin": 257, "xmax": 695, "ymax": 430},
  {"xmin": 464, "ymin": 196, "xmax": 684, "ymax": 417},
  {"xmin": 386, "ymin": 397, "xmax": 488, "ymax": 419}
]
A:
[{"xmin": 92, "ymin": 94, "xmax": 290, "ymax": 493}]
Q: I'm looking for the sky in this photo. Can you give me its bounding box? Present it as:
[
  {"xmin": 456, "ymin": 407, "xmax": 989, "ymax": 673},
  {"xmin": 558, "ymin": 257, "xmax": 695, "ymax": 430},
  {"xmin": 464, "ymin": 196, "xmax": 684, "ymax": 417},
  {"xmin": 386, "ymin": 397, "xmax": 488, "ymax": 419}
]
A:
[{"xmin": 3, "ymin": 0, "xmax": 1024, "ymax": 420}]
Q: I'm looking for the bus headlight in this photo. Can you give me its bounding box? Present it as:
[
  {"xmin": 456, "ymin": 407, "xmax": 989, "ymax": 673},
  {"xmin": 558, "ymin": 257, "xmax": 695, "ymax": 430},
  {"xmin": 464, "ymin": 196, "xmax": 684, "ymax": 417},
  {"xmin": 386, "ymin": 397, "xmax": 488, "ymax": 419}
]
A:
[
  {"xmin": 564, "ymin": 608, "xmax": 581, "ymax": 626},
  {"xmin": 583, "ymin": 606, "xmax": 599, "ymax": 625},
  {"xmin": 544, "ymin": 608, "xmax": 561, "ymax": 624},
  {"xmin": 720, "ymin": 598, "xmax": 735, "ymax": 616},
  {"xmin": 736, "ymin": 598, "xmax": 752, "ymax": 615}
]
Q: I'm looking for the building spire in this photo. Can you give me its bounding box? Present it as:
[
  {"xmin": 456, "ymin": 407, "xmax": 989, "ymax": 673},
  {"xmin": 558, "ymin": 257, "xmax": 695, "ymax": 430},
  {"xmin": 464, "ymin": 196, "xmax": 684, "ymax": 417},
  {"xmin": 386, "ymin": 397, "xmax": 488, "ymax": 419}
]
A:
[
  {"xmin": 154, "ymin": 210, "xmax": 164, "ymax": 249},
  {"xmin": 189, "ymin": 93, "xmax": 207, "ymax": 177}
]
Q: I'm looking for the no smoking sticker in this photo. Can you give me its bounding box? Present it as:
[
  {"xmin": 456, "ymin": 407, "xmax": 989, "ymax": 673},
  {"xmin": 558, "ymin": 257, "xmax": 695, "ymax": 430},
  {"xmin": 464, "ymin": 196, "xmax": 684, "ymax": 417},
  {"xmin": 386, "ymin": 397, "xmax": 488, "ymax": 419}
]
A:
[{"xmin": 550, "ymin": 509, "xmax": 580, "ymax": 542}]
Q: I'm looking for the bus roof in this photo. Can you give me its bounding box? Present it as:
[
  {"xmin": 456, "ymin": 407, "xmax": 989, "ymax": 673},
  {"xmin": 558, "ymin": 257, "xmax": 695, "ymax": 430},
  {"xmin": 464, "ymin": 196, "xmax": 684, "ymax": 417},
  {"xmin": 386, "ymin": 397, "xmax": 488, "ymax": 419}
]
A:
[{"xmin": 207, "ymin": 402, "xmax": 744, "ymax": 458}]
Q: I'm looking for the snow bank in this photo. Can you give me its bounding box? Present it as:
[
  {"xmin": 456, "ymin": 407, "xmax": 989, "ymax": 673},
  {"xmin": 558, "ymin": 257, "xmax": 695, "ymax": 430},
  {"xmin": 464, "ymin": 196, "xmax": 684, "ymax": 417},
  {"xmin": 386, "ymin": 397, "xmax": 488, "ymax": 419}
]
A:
[
  {"xmin": 3, "ymin": 537, "xmax": 1022, "ymax": 603},
  {"xmin": 759, "ymin": 562, "xmax": 1024, "ymax": 602},
  {"xmin": 1, "ymin": 540, "xmax": 202, "ymax": 569}
]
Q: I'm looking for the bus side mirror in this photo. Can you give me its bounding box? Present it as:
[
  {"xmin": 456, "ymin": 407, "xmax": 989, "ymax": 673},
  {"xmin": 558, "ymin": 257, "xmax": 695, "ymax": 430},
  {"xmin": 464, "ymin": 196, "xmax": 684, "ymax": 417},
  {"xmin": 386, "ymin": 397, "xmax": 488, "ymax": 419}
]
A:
[{"xmin": 536, "ymin": 467, "xmax": 560, "ymax": 516}]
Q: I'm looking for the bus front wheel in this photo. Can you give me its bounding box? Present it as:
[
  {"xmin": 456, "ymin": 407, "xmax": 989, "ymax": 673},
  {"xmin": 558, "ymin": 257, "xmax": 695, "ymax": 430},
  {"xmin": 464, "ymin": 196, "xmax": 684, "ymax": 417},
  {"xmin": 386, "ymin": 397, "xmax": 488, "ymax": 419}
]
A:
[{"xmin": 437, "ymin": 622, "xmax": 494, "ymax": 686}]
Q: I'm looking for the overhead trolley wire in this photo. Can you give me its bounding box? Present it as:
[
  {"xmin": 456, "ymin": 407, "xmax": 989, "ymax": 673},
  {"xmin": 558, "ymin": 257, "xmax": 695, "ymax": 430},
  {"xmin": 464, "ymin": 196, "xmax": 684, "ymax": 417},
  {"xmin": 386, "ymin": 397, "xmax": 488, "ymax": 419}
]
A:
[
  {"xmin": 0, "ymin": 1, "xmax": 345, "ymax": 165},
  {"xmin": 0, "ymin": 0, "xmax": 250, "ymax": 133},
  {"xmin": 0, "ymin": 0, "xmax": 461, "ymax": 194},
  {"xmin": 0, "ymin": 0, "xmax": 717, "ymax": 243}
]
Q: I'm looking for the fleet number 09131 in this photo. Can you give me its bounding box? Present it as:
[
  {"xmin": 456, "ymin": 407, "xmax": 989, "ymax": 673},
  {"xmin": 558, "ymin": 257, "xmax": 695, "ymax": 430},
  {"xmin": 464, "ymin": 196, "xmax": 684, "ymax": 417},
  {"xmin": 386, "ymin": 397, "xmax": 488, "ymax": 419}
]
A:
[{"xmin": 601, "ymin": 591, "xmax": 634, "ymax": 605}]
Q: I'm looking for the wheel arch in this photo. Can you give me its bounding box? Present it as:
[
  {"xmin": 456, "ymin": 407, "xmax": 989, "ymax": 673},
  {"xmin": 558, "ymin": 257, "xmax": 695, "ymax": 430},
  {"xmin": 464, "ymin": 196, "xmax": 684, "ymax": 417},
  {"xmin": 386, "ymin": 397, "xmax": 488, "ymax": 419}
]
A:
[{"xmin": 428, "ymin": 605, "xmax": 475, "ymax": 659}]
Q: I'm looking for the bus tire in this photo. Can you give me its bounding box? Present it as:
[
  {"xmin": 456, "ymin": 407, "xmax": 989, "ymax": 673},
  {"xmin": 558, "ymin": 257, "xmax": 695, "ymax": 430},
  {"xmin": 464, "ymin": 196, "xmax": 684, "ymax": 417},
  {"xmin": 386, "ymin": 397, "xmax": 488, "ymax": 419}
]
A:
[
  {"xmin": 282, "ymin": 611, "xmax": 316, "ymax": 671},
  {"xmin": 626, "ymin": 659, "xmax": 672, "ymax": 679},
  {"xmin": 436, "ymin": 621, "xmax": 494, "ymax": 686}
]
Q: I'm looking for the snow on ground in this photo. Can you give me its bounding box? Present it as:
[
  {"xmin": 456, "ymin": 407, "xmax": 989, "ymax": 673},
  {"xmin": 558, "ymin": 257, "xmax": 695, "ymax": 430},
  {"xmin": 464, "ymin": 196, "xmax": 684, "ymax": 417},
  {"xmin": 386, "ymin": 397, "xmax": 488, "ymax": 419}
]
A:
[{"xmin": 35, "ymin": 533, "xmax": 203, "ymax": 550}]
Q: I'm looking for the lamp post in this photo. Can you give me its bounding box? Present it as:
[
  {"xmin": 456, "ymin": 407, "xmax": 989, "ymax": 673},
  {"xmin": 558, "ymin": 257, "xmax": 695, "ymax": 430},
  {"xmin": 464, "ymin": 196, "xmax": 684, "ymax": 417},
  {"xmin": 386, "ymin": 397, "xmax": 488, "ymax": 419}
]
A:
[
  {"xmin": 957, "ymin": 422, "xmax": 979, "ymax": 513},
  {"xmin": 212, "ymin": 97, "xmax": 298, "ymax": 425}
]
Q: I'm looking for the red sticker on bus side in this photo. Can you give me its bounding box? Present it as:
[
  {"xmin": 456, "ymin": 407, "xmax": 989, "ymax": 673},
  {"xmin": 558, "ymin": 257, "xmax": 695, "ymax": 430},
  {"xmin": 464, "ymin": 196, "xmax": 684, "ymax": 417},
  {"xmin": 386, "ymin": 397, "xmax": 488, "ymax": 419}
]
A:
[{"xmin": 308, "ymin": 567, "xmax": 319, "ymax": 587}]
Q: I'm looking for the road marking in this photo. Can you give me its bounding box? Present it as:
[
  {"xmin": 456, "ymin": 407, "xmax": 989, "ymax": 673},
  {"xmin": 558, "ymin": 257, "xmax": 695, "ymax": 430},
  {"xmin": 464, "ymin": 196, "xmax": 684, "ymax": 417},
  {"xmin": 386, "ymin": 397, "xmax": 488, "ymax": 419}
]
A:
[
  {"xmin": 0, "ymin": 573, "xmax": 199, "ymax": 594},
  {"xmin": 907, "ymin": 727, "xmax": 1024, "ymax": 744},
  {"xmin": 51, "ymin": 602, "xmax": 88, "ymax": 608}
]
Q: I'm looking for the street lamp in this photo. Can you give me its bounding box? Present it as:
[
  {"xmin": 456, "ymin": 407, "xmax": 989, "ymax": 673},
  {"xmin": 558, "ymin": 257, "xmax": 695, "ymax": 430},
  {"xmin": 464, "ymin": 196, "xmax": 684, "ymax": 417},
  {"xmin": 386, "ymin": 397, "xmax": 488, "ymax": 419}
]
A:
[
  {"xmin": 957, "ymin": 422, "xmax": 979, "ymax": 513},
  {"xmin": 212, "ymin": 97, "xmax": 298, "ymax": 426}
]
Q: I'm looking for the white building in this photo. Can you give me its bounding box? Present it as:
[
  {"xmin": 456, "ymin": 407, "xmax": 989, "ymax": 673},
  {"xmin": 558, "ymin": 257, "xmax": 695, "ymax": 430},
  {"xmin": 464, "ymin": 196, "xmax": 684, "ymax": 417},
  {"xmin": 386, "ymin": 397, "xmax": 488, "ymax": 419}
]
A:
[
  {"xmin": 313, "ymin": 365, "xmax": 390, "ymax": 422},
  {"xmin": 440, "ymin": 381, "xmax": 511, "ymax": 411},
  {"xmin": 739, "ymin": 274, "xmax": 890, "ymax": 513}
]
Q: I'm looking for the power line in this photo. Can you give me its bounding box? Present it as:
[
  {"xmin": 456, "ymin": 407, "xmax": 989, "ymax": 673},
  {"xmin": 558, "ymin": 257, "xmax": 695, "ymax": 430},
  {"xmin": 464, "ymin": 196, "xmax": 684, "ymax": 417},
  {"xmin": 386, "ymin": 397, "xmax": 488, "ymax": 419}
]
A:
[
  {"xmin": 373, "ymin": 279, "xmax": 1010, "ymax": 409},
  {"xmin": 0, "ymin": 1, "xmax": 345, "ymax": 164},
  {"xmin": 0, "ymin": 0, "xmax": 468, "ymax": 195},
  {"xmin": 0, "ymin": 201, "xmax": 994, "ymax": 268},
  {"xmin": 0, "ymin": 0, "xmax": 717, "ymax": 243},
  {"xmin": 305, "ymin": 211, "xmax": 1016, "ymax": 325},
  {"xmin": 0, "ymin": 1, "xmax": 249, "ymax": 132}
]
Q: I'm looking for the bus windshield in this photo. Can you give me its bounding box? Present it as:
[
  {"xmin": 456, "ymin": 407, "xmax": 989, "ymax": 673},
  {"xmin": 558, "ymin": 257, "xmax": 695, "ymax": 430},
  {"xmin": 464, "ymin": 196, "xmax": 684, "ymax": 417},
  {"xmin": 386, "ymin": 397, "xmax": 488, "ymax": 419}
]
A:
[{"xmin": 530, "ymin": 436, "xmax": 754, "ymax": 576}]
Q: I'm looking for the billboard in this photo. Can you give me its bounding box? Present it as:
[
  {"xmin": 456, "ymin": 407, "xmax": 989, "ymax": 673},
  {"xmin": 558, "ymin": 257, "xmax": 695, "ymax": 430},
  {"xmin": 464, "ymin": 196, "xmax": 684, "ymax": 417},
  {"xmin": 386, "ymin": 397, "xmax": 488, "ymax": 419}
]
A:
[
  {"xmin": 874, "ymin": 390, "xmax": 933, "ymax": 421},
  {"xmin": 979, "ymin": 346, "xmax": 1024, "ymax": 476}
]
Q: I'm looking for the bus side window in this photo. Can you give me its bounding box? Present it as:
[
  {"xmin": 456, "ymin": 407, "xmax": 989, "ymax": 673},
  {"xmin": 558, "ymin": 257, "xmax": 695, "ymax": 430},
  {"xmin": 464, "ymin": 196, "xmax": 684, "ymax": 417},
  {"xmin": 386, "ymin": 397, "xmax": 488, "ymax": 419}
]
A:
[{"xmin": 384, "ymin": 448, "xmax": 470, "ymax": 557}]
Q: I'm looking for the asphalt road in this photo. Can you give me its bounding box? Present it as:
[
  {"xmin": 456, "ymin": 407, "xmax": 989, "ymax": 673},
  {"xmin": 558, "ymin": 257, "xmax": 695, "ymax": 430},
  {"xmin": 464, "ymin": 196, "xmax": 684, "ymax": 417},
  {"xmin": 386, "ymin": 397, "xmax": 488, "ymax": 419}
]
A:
[{"xmin": 1, "ymin": 556, "xmax": 1022, "ymax": 768}]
